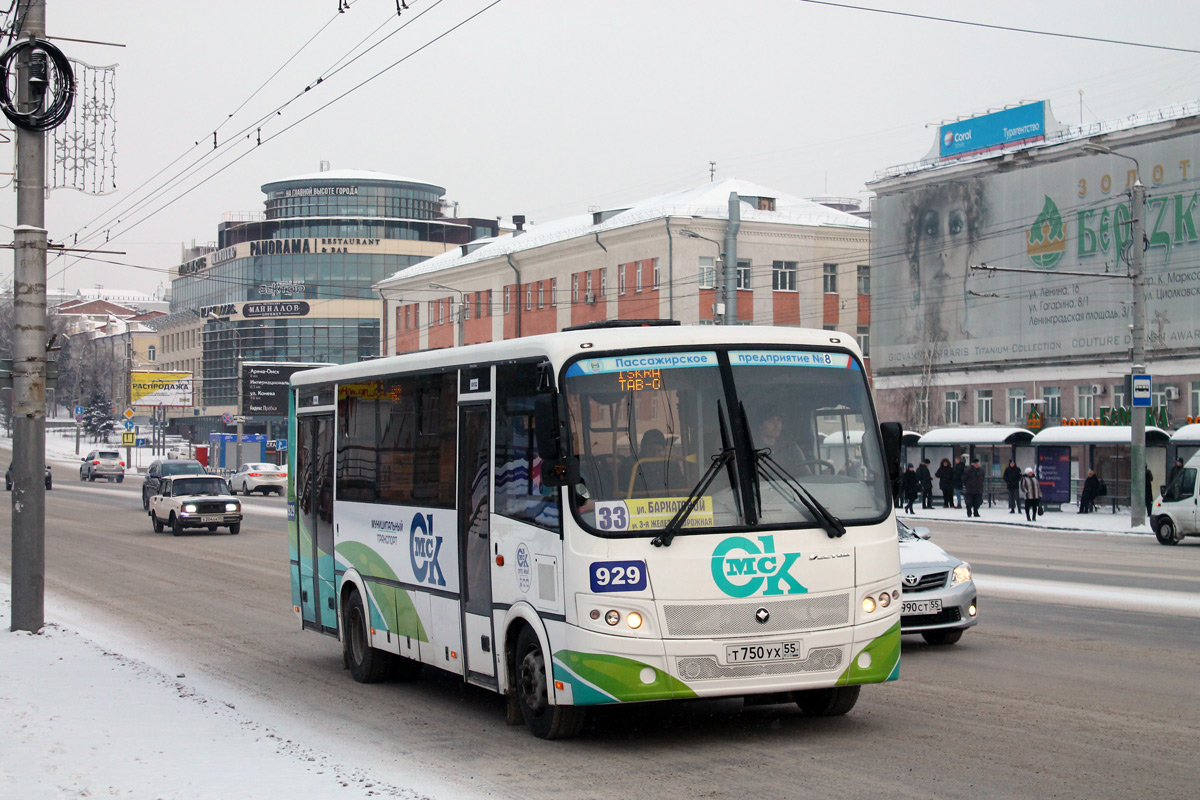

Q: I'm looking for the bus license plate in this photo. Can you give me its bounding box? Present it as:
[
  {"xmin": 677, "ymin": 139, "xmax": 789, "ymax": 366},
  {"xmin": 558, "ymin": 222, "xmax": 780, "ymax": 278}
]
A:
[
  {"xmin": 901, "ymin": 599, "xmax": 943, "ymax": 614},
  {"xmin": 725, "ymin": 640, "xmax": 803, "ymax": 665},
  {"xmin": 200, "ymin": 515, "xmax": 224, "ymax": 523}
]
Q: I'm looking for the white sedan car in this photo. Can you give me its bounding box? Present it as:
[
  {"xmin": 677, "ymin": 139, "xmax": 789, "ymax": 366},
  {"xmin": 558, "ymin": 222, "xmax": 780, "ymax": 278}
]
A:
[
  {"xmin": 148, "ymin": 475, "xmax": 242, "ymax": 536},
  {"xmin": 230, "ymin": 462, "xmax": 287, "ymax": 496},
  {"xmin": 898, "ymin": 520, "xmax": 979, "ymax": 645}
]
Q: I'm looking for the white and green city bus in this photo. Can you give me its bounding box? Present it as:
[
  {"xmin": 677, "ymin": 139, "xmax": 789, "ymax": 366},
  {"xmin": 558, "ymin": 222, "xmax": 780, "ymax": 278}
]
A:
[{"xmin": 288, "ymin": 322, "xmax": 903, "ymax": 738}]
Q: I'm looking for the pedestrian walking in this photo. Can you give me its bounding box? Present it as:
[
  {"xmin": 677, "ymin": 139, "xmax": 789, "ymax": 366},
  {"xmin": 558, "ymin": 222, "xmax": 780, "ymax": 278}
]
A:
[
  {"xmin": 1145, "ymin": 466, "xmax": 1154, "ymax": 517},
  {"xmin": 1079, "ymin": 469, "xmax": 1100, "ymax": 513},
  {"xmin": 964, "ymin": 456, "xmax": 984, "ymax": 517},
  {"xmin": 935, "ymin": 457, "xmax": 954, "ymax": 508},
  {"xmin": 900, "ymin": 463, "xmax": 920, "ymax": 514},
  {"xmin": 1020, "ymin": 467, "xmax": 1042, "ymax": 521},
  {"xmin": 1003, "ymin": 459, "xmax": 1022, "ymax": 514},
  {"xmin": 952, "ymin": 456, "xmax": 967, "ymax": 509},
  {"xmin": 917, "ymin": 458, "xmax": 934, "ymax": 509}
]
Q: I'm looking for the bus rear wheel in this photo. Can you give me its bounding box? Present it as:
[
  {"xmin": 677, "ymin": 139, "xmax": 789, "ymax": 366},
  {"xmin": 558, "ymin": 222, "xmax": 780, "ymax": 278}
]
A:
[
  {"xmin": 795, "ymin": 685, "xmax": 860, "ymax": 717},
  {"xmin": 344, "ymin": 588, "xmax": 390, "ymax": 683},
  {"xmin": 514, "ymin": 626, "xmax": 585, "ymax": 739}
]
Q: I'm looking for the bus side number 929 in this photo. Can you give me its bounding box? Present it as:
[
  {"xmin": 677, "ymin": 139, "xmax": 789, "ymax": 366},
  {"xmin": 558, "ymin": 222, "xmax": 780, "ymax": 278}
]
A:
[{"xmin": 589, "ymin": 560, "xmax": 648, "ymax": 593}]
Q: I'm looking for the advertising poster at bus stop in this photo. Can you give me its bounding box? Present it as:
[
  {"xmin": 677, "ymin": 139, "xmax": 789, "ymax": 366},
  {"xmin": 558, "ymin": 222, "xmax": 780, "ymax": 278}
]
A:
[{"xmin": 1037, "ymin": 446, "xmax": 1072, "ymax": 503}]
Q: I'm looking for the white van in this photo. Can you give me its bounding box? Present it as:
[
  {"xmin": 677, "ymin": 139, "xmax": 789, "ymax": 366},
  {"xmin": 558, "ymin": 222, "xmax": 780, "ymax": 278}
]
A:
[{"xmin": 1150, "ymin": 453, "xmax": 1199, "ymax": 545}]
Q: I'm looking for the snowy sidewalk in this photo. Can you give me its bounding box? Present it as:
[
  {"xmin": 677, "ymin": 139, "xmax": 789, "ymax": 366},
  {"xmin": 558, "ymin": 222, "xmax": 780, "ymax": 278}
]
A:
[
  {"xmin": 0, "ymin": 584, "xmax": 450, "ymax": 800},
  {"xmin": 897, "ymin": 497, "xmax": 1154, "ymax": 536}
]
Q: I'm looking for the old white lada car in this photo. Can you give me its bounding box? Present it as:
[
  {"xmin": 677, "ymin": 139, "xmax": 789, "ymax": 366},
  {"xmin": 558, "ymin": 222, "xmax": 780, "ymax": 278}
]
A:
[{"xmin": 148, "ymin": 474, "xmax": 242, "ymax": 536}]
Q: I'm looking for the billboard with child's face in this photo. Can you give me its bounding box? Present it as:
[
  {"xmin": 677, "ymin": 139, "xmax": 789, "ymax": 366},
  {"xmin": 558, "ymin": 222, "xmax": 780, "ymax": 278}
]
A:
[{"xmin": 872, "ymin": 128, "xmax": 1200, "ymax": 372}]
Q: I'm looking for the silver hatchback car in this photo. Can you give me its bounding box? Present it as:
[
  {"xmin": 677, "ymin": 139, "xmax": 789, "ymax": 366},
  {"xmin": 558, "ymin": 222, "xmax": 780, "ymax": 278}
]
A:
[{"xmin": 897, "ymin": 520, "xmax": 979, "ymax": 645}]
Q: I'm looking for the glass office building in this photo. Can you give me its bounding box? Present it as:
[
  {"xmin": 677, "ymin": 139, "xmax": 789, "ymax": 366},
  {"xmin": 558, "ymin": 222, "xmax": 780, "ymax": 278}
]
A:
[{"xmin": 160, "ymin": 168, "xmax": 497, "ymax": 438}]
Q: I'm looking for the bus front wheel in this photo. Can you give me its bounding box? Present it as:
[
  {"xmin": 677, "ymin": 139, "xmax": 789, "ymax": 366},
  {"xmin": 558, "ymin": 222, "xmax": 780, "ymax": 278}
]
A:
[
  {"xmin": 344, "ymin": 588, "xmax": 390, "ymax": 683},
  {"xmin": 514, "ymin": 626, "xmax": 586, "ymax": 739},
  {"xmin": 795, "ymin": 685, "xmax": 860, "ymax": 717}
]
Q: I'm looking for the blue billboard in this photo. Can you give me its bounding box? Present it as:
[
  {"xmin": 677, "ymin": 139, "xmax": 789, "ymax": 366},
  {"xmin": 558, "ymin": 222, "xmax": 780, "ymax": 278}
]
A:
[{"xmin": 939, "ymin": 101, "xmax": 1046, "ymax": 161}]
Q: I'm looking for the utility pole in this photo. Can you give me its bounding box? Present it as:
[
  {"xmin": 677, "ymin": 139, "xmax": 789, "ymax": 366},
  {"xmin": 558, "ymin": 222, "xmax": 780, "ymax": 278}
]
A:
[
  {"xmin": 724, "ymin": 192, "xmax": 740, "ymax": 325},
  {"xmin": 235, "ymin": 350, "xmax": 244, "ymax": 469},
  {"xmin": 1129, "ymin": 176, "xmax": 1147, "ymax": 528},
  {"xmin": 11, "ymin": 0, "xmax": 48, "ymax": 633}
]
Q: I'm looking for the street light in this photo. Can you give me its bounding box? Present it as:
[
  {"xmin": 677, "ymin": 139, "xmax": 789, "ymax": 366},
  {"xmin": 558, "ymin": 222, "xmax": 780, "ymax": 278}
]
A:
[
  {"xmin": 429, "ymin": 282, "xmax": 466, "ymax": 347},
  {"xmin": 679, "ymin": 229, "xmax": 726, "ymax": 324},
  {"xmin": 1082, "ymin": 143, "xmax": 1148, "ymax": 528}
]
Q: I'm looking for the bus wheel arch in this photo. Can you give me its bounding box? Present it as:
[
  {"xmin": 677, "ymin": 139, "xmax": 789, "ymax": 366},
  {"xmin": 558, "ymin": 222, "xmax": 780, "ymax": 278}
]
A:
[
  {"xmin": 341, "ymin": 580, "xmax": 391, "ymax": 683},
  {"xmin": 509, "ymin": 620, "xmax": 586, "ymax": 739}
]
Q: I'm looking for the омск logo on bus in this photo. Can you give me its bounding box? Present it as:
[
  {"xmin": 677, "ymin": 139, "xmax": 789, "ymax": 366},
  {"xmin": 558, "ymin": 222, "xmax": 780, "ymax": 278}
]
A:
[
  {"xmin": 711, "ymin": 535, "xmax": 807, "ymax": 598},
  {"xmin": 410, "ymin": 512, "xmax": 446, "ymax": 587}
]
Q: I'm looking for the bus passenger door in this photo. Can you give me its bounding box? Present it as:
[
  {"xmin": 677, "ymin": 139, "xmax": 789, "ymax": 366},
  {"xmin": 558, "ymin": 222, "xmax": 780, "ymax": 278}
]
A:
[
  {"xmin": 297, "ymin": 413, "xmax": 337, "ymax": 633},
  {"xmin": 459, "ymin": 402, "xmax": 496, "ymax": 681}
]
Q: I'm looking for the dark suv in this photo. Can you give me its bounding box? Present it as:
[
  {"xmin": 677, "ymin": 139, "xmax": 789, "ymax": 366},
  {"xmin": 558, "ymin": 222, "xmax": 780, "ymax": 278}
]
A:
[{"xmin": 142, "ymin": 458, "xmax": 207, "ymax": 509}]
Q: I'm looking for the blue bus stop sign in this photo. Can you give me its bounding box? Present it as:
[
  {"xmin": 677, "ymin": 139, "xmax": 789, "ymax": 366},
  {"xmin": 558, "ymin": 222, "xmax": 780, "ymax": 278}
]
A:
[{"xmin": 1132, "ymin": 374, "xmax": 1152, "ymax": 407}]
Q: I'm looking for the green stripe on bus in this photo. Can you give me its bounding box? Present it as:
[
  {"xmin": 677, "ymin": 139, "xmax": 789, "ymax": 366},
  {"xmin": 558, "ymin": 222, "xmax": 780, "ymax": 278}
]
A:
[
  {"xmin": 837, "ymin": 622, "xmax": 901, "ymax": 686},
  {"xmin": 553, "ymin": 650, "xmax": 697, "ymax": 704},
  {"xmin": 334, "ymin": 541, "xmax": 429, "ymax": 642}
]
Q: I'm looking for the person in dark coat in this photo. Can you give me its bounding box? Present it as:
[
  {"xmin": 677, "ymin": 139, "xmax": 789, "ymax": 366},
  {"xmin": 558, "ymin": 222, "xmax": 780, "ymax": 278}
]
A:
[
  {"xmin": 935, "ymin": 457, "xmax": 954, "ymax": 508},
  {"xmin": 963, "ymin": 456, "xmax": 985, "ymax": 517},
  {"xmin": 900, "ymin": 464, "xmax": 920, "ymax": 514},
  {"xmin": 952, "ymin": 456, "xmax": 967, "ymax": 509},
  {"xmin": 917, "ymin": 459, "xmax": 934, "ymax": 509},
  {"xmin": 1003, "ymin": 459, "xmax": 1022, "ymax": 514},
  {"xmin": 1079, "ymin": 469, "xmax": 1100, "ymax": 513},
  {"xmin": 1167, "ymin": 458, "xmax": 1184, "ymax": 490},
  {"xmin": 1145, "ymin": 466, "xmax": 1154, "ymax": 517}
]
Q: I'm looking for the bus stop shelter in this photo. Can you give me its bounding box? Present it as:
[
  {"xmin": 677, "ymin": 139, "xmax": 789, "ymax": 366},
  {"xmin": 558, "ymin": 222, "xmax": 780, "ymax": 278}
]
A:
[
  {"xmin": 1029, "ymin": 425, "xmax": 1170, "ymax": 510},
  {"xmin": 916, "ymin": 427, "xmax": 1035, "ymax": 506}
]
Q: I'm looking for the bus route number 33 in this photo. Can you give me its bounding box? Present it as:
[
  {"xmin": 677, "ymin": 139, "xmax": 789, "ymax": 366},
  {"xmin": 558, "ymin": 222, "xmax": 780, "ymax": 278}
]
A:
[{"xmin": 589, "ymin": 560, "xmax": 648, "ymax": 593}]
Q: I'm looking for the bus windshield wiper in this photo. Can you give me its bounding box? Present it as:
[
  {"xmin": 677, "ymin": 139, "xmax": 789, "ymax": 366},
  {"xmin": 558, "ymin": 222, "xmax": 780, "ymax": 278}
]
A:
[
  {"xmin": 652, "ymin": 401, "xmax": 739, "ymax": 548},
  {"xmin": 753, "ymin": 451, "xmax": 847, "ymax": 538}
]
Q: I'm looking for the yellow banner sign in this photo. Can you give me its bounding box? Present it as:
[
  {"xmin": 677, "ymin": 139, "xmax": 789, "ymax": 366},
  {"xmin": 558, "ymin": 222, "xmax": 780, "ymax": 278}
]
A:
[{"xmin": 130, "ymin": 371, "xmax": 194, "ymax": 407}]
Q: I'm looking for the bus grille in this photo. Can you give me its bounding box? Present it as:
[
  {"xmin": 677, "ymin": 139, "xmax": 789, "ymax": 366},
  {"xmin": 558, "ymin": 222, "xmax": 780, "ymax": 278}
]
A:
[
  {"xmin": 675, "ymin": 647, "xmax": 843, "ymax": 680},
  {"xmin": 662, "ymin": 594, "xmax": 850, "ymax": 637}
]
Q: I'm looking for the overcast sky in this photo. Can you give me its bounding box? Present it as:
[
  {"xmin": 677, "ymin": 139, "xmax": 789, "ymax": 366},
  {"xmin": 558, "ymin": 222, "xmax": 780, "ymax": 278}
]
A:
[{"xmin": 4, "ymin": 0, "xmax": 1199, "ymax": 296}]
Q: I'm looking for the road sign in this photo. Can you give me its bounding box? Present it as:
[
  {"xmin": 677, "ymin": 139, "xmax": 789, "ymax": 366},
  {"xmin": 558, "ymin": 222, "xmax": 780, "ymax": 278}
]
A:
[
  {"xmin": 124, "ymin": 407, "xmax": 135, "ymax": 420},
  {"xmin": 1132, "ymin": 374, "xmax": 1152, "ymax": 407},
  {"xmin": 74, "ymin": 413, "xmax": 84, "ymax": 423},
  {"xmin": 136, "ymin": 438, "xmax": 147, "ymax": 447},
  {"xmin": 233, "ymin": 415, "xmax": 247, "ymax": 424},
  {"xmin": 121, "ymin": 432, "xmax": 135, "ymax": 446},
  {"xmin": 221, "ymin": 412, "xmax": 233, "ymax": 425},
  {"xmin": 124, "ymin": 420, "xmax": 135, "ymax": 430},
  {"xmin": 74, "ymin": 406, "xmax": 84, "ymax": 416}
]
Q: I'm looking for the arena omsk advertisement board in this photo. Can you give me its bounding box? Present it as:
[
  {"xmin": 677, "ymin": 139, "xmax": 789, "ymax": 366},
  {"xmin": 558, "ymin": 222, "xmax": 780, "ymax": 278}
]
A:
[
  {"xmin": 241, "ymin": 362, "xmax": 330, "ymax": 416},
  {"xmin": 872, "ymin": 120, "xmax": 1200, "ymax": 373},
  {"xmin": 131, "ymin": 372, "xmax": 194, "ymax": 407}
]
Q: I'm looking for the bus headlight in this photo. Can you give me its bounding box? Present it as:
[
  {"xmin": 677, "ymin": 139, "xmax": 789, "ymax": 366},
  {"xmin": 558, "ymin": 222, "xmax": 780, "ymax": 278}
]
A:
[
  {"xmin": 878, "ymin": 592, "xmax": 891, "ymax": 608},
  {"xmin": 604, "ymin": 610, "xmax": 620, "ymax": 626},
  {"xmin": 952, "ymin": 564, "xmax": 972, "ymax": 584},
  {"xmin": 625, "ymin": 611, "xmax": 643, "ymax": 630},
  {"xmin": 862, "ymin": 596, "xmax": 877, "ymax": 614}
]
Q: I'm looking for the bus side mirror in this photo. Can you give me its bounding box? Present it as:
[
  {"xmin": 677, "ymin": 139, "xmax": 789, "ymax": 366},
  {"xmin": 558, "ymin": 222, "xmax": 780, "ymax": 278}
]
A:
[
  {"xmin": 533, "ymin": 394, "xmax": 559, "ymax": 460},
  {"xmin": 879, "ymin": 422, "xmax": 902, "ymax": 484},
  {"xmin": 541, "ymin": 455, "xmax": 580, "ymax": 488}
]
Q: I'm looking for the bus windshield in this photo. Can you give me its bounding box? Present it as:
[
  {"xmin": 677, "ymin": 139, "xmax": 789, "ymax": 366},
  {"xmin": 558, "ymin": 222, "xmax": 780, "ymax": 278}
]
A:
[{"xmin": 563, "ymin": 348, "xmax": 889, "ymax": 537}]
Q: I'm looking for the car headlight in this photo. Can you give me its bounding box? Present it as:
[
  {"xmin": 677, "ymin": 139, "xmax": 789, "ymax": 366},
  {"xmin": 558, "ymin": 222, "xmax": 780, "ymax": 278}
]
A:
[
  {"xmin": 226, "ymin": 503, "xmax": 239, "ymax": 512},
  {"xmin": 952, "ymin": 563, "xmax": 972, "ymax": 584},
  {"xmin": 183, "ymin": 504, "xmax": 197, "ymax": 513}
]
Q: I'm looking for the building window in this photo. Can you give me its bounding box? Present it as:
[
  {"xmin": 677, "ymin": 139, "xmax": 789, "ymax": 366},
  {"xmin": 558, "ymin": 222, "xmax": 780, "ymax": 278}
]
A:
[
  {"xmin": 976, "ymin": 389, "xmax": 993, "ymax": 423},
  {"xmin": 586, "ymin": 272, "xmax": 593, "ymax": 298},
  {"xmin": 1111, "ymin": 384, "xmax": 1125, "ymax": 408},
  {"xmin": 772, "ymin": 261, "xmax": 797, "ymax": 291},
  {"xmin": 475, "ymin": 291, "xmax": 483, "ymax": 319},
  {"xmin": 1007, "ymin": 388, "xmax": 1026, "ymax": 424},
  {"xmin": 619, "ymin": 264, "xmax": 626, "ymax": 295},
  {"xmin": 636, "ymin": 262, "xmax": 643, "ymax": 292},
  {"xmin": 600, "ymin": 269, "xmax": 607, "ymax": 298},
  {"xmin": 857, "ymin": 264, "xmax": 870, "ymax": 295},
  {"xmin": 464, "ymin": 294, "xmax": 471, "ymax": 321},
  {"xmin": 147, "ymin": 345, "xmax": 157, "ymax": 362},
  {"xmin": 1151, "ymin": 387, "xmax": 1168, "ymax": 409},
  {"xmin": 1076, "ymin": 385, "xmax": 1096, "ymax": 419},
  {"xmin": 945, "ymin": 391, "xmax": 961, "ymax": 425},
  {"xmin": 504, "ymin": 286, "xmax": 510, "ymax": 314},
  {"xmin": 486, "ymin": 290, "xmax": 492, "ymax": 317},
  {"xmin": 429, "ymin": 300, "xmax": 435, "ymax": 324},
  {"xmin": 823, "ymin": 263, "xmax": 838, "ymax": 294},
  {"xmin": 551, "ymin": 277, "xmax": 557, "ymax": 306},
  {"xmin": 652, "ymin": 258, "xmax": 660, "ymax": 289},
  {"xmin": 526, "ymin": 284, "xmax": 532, "ymax": 310},
  {"xmin": 1043, "ymin": 386, "xmax": 1061, "ymax": 419},
  {"xmin": 572, "ymin": 274, "xmax": 578, "ymax": 303},
  {"xmin": 538, "ymin": 282, "xmax": 544, "ymax": 308},
  {"xmin": 439, "ymin": 301, "xmax": 445, "ymax": 326},
  {"xmin": 699, "ymin": 257, "xmax": 715, "ymax": 289},
  {"xmin": 736, "ymin": 259, "xmax": 751, "ymax": 290},
  {"xmin": 856, "ymin": 325, "xmax": 869, "ymax": 357},
  {"xmin": 1191, "ymin": 381, "xmax": 1200, "ymax": 418},
  {"xmin": 916, "ymin": 391, "xmax": 930, "ymax": 429},
  {"xmin": 413, "ymin": 305, "xmax": 419, "ymax": 328}
]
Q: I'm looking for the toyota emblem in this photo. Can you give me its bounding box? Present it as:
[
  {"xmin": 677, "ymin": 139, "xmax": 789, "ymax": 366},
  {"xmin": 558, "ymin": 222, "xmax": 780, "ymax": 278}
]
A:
[
  {"xmin": 755, "ymin": 607, "xmax": 770, "ymax": 624},
  {"xmin": 903, "ymin": 574, "xmax": 919, "ymax": 587}
]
